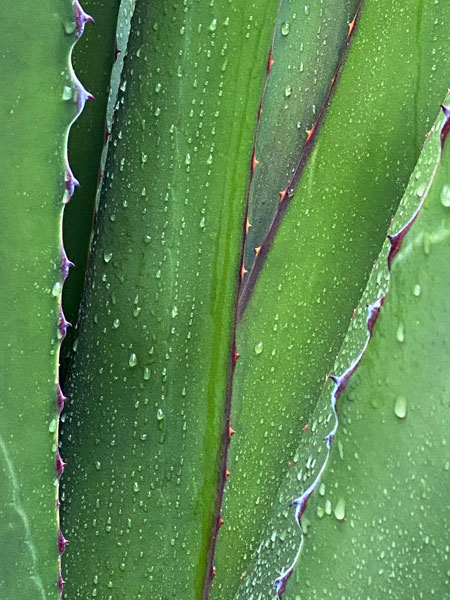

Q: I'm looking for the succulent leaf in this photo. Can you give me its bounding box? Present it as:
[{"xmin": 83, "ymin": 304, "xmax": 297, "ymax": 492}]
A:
[
  {"xmin": 238, "ymin": 98, "xmax": 450, "ymax": 599},
  {"xmin": 0, "ymin": 1, "xmax": 91, "ymax": 598},
  {"xmin": 60, "ymin": 2, "xmax": 281, "ymax": 598},
  {"xmin": 214, "ymin": 2, "xmax": 450, "ymax": 597}
]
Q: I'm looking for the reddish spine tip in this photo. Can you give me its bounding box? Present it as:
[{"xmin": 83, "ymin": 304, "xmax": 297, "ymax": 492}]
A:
[
  {"xmin": 104, "ymin": 122, "xmax": 111, "ymax": 143},
  {"xmin": 61, "ymin": 249, "xmax": 74, "ymax": 282},
  {"xmin": 279, "ymin": 187, "xmax": 288, "ymax": 203},
  {"xmin": 440, "ymin": 104, "xmax": 450, "ymax": 145},
  {"xmin": 57, "ymin": 385, "xmax": 67, "ymax": 414},
  {"xmin": 232, "ymin": 348, "xmax": 240, "ymax": 366},
  {"xmin": 251, "ymin": 151, "xmax": 259, "ymax": 174},
  {"xmin": 58, "ymin": 572, "xmax": 66, "ymax": 592},
  {"xmin": 56, "ymin": 451, "xmax": 67, "ymax": 478},
  {"xmin": 74, "ymin": 0, "xmax": 94, "ymax": 38},
  {"xmin": 65, "ymin": 164, "xmax": 80, "ymax": 202},
  {"xmin": 58, "ymin": 530, "xmax": 69, "ymax": 554},
  {"xmin": 114, "ymin": 41, "xmax": 121, "ymax": 61},
  {"xmin": 228, "ymin": 426, "xmax": 236, "ymax": 438},
  {"xmin": 267, "ymin": 50, "xmax": 275, "ymax": 73}
]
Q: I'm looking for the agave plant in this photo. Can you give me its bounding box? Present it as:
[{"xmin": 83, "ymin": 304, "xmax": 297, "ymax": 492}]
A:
[{"xmin": 2, "ymin": 0, "xmax": 450, "ymax": 599}]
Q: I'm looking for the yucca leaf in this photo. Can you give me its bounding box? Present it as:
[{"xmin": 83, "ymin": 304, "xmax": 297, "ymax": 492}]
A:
[
  {"xmin": 0, "ymin": 2, "xmax": 91, "ymax": 598},
  {"xmin": 214, "ymin": 2, "xmax": 450, "ymax": 596},
  {"xmin": 242, "ymin": 0, "xmax": 360, "ymax": 278},
  {"xmin": 60, "ymin": 2, "xmax": 281, "ymax": 598},
  {"xmin": 61, "ymin": 0, "xmax": 121, "ymax": 381},
  {"xmin": 238, "ymin": 98, "xmax": 450, "ymax": 599},
  {"xmin": 290, "ymin": 104, "xmax": 450, "ymax": 598}
]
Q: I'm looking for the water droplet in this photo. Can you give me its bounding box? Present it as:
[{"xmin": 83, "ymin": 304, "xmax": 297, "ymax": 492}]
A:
[
  {"xmin": 62, "ymin": 86, "xmax": 73, "ymax": 101},
  {"xmin": 171, "ymin": 306, "xmax": 178, "ymax": 318},
  {"xmin": 113, "ymin": 318, "xmax": 120, "ymax": 329},
  {"xmin": 284, "ymin": 85, "xmax": 292, "ymax": 98},
  {"xmin": 394, "ymin": 395, "xmax": 407, "ymax": 419},
  {"xmin": 334, "ymin": 497, "xmax": 346, "ymax": 521},
  {"xmin": 103, "ymin": 250, "xmax": 113, "ymax": 263},
  {"xmin": 254, "ymin": 341, "xmax": 263, "ymax": 355},
  {"xmin": 156, "ymin": 408, "xmax": 165, "ymax": 421},
  {"xmin": 199, "ymin": 217, "xmax": 206, "ymax": 229},
  {"xmin": 143, "ymin": 367, "xmax": 151, "ymax": 381},
  {"xmin": 209, "ymin": 18, "xmax": 217, "ymax": 31},
  {"xmin": 416, "ymin": 182, "xmax": 427, "ymax": 197},
  {"xmin": 440, "ymin": 185, "xmax": 450, "ymax": 207},
  {"xmin": 129, "ymin": 353, "xmax": 137, "ymax": 367},
  {"xmin": 413, "ymin": 284, "xmax": 421, "ymax": 296},
  {"xmin": 396, "ymin": 321, "xmax": 404, "ymax": 343},
  {"xmin": 52, "ymin": 282, "xmax": 62, "ymax": 297},
  {"xmin": 281, "ymin": 22, "xmax": 290, "ymax": 36},
  {"xmin": 48, "ymin": 419, "xmax": 57, "ymax": 433},
  {"xmin": 133, "ymin": 481, "xmax": 140, "ymax": 493},
  {"xmin": 95, "ymin": 461, "xmax": 102, "ymax": 471},
  {"xmin": 63, "ymin": 20, "xmax": 76, "ymax": 35}
]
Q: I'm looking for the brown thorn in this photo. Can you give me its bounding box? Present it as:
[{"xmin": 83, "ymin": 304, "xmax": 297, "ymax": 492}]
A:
[
  {"xmin": 251, "ymin": 152, "xmax": 260, "ymax": 174},
  {"xmin": 348, "ymin": 16, "xmax": 356, "ymax": 37},
  {"xmin": 305, "ymin": 124, "xmax": 315, "ymax": 143},
  {"xmin": 279, "ymin": 187, "xmax": 288, "ymax": 204}
]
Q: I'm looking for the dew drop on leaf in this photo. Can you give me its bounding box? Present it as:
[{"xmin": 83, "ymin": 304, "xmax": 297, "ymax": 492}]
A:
[
  {"xmin": 334, "ymin": 497, "xmax": 346, "ymax": 521},
  {"xmin": 254, "ymin": 341, "xmax": 263, "ymax": 355},
  {"xmin": 394, "ymin": 395, "xmax": 407, "ymax": 419},
  {"xmin": 440, "ymin": 185, "xmax": 450, "ymax": 207}
]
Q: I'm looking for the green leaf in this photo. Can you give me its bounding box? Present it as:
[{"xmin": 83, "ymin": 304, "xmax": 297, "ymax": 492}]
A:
[
  {"xmin": 243, "ymin": 0, "xmax": 360, "ymax": 277},
  {"xmin": 61, "ymin": 0, "xmax": 121, "ymax": 382},
  {"xmin": 284, "ymin": 101, "xmax": 450, "ymax": 599},
  {"xmin": 0, "ymin": 1, "xmax": 89, "ymax": 598},
  {"xmin": 215, "ymin": 2, "xmax": 450, "ymax": 596},
  {"xmin": 237, "ymin": 100, "xmax": 450, "ymax": 599},
  {"xmin": 60, "ymin": 2, "xmax": 280, "ymax": 598}
]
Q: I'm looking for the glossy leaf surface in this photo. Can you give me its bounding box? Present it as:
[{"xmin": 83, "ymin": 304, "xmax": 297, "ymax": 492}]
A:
[
  {"xmin": 237, "ymin": 101, "xmax": 450, "ymax": 599},
  {"xmin": 215, "ymin": 2, "xmax": 450, "ymax": 596},
  {"xmin": 0, "ymin": 1, "xmax": 84, "ymax": 598},
  {"xmin": 242, "ymin": 0, "xmax": 359, "ymax": 277},
  {"xmin": 60, "ymin": 1, "xmax": 280, "ymax": 598}
]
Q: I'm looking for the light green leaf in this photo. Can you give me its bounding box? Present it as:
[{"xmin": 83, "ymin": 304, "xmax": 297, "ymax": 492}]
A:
[{"xmin": 237, "ymin": 99, "xmax": 450, "ymax": 599}]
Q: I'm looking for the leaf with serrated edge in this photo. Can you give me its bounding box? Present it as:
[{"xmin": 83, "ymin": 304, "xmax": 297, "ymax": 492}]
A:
[{"xmin": 237, "ymin": 99, "xmax": 450, "ymax": 599}]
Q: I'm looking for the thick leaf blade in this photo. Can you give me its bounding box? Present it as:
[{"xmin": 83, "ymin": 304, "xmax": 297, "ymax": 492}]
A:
[
  {"xmin": 283, "ymin": 102, "xmax": 450, "ymax": 598},
  {"xmin": 60, "ymin": 1, "xmax": 280, "ymax": 598},
  {"xmin": 236, "ymin": 101, "xmax": 450, "ymax": 599},
  {"xmin": 243, "ymin": 0, "xmax": 359, "ymax": 278},
  {"xmin": 0, "ymin": 1, "xmax": 85, "ymax": 597},
  {"xmin": 215, "ymin": 2, "xmax": 450, "ymax": 597}
]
